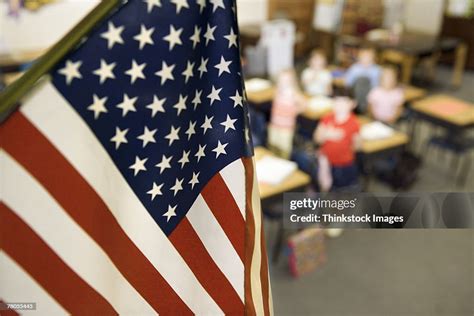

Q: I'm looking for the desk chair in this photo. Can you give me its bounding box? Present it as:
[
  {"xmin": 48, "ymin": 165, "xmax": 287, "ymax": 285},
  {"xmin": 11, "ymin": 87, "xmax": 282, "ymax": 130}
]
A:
[
  {"xmin": 248, "ymin": 107, "xmax": 267, "ymax": 147},
  {"xmin": 0, "ymin": 70, "xmax": 5, "ymax": 91},
  {"xmin": 426, "ymin": 134, "xmax": 474, "ymax": 186},
  {"xmin": 352, "ymin": 77, "xmax": 371, "ymax": 114},
  {"xmin": 261, "ymin": 204, "xmax": 286, "ymax": 263}
]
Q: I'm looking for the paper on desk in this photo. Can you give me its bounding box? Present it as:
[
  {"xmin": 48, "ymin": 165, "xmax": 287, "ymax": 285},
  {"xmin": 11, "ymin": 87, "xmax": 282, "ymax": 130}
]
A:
[
  {"xmin": 361, "ymin": 121, "xmax": 394, "ymax": 140},
  {"xmin": 245, "ymin": 78, "xmax": 272, "ymax": 92},
  {"xmin": 256, "ymin": 156, "xmax": 297, "ymax": 185},
  {"xmin": 308, "ymin": 96, "xmax": 334, "ymax": 112}
]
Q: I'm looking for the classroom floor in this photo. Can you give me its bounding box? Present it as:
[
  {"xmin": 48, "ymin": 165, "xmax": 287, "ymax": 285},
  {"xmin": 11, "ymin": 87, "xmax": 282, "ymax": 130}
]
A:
[{"xmin": 265, "ymin": 66, "xmax": 474, "ymax": 316}]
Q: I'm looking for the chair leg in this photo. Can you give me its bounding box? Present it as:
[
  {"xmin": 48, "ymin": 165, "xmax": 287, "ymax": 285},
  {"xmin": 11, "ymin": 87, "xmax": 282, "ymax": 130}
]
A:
[
  {"xmin": 457, "ymin": 155, "xmax": 471, "ymax": 186},
  {"xmin": 451, "ymin": 153, "xmax": 460, "ymax": 173},
  {"xmin": 272, "ymin": 220, "xmax": 285, "ymax": 264},
  {"xmin": 424, "ymin": 141, "xmax": 432, "ymax": 158}
]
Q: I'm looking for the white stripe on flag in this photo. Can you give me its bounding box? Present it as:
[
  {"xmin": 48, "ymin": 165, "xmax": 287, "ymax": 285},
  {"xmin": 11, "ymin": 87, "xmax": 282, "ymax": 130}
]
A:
[
  {"xmin": 250, "ymin": 159, "xmax": 265, "ymax": 316},
  {"xmin": 187, "ymin": 194, "xmax": 244, "ymax": 301},
  {"xmin": 0, "ymin": 251, "xmax": 68, "ymax": 315},
  {"xmin": 20, "ymin": 80, "xmax": 222, "ymax": 315},
  {"xmin": 219, "ymin": 159, "xmax": 246, "ymax": 218},
  {"xmin": 1, "ymin": 151, "xmax": 155, "ymax": 315}
]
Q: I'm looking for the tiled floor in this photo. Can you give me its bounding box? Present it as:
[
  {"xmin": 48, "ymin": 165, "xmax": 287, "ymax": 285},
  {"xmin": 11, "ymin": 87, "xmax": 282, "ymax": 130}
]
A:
[{"xmin": 266, "ymin": 66, "xmax": 474, "ymax": 316}]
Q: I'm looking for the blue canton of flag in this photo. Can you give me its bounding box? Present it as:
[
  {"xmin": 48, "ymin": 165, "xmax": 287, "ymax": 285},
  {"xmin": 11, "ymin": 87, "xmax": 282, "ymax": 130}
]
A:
[{"xmin": 52, "ymin": 0, "xmax": 251, "ymax": 236}]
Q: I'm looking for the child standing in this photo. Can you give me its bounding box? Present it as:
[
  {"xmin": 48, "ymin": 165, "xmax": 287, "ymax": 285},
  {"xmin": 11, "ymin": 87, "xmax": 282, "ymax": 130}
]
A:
[
  {"xmin": 301, "ymin": 49, "xmax": 333, "ymax": 97},
  {"xmin": 344, "ymin": 46, "xmax": 381, "ymax": 88},
  {"xmin": 268, "ymin": 69, "xmax": 306, "ymax": 158},
  {"xmin": 368, "ymin": 66, "xmax": 404, "ymax": 124},
  {"xmin": 314, "ymin": 94, "xmax": 360, "ymax": 191}
]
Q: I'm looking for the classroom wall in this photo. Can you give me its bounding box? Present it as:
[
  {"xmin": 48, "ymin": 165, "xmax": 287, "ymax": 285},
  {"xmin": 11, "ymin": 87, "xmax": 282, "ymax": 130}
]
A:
[
  {"xmin": 402, "ymin": 0, "xmax": 445, "ymax": 35},
  {"xmin": 0, "ymin": 0, "xmax": 98, "ymax": 52},
  {"xmin": 237, "ymin": 0, "xmax": 445, "ymax": 37},
  {"xmin": 236, "ymin": 0, "xmax": 268, "ymax": 26},
  {"xmin": 0, "ymin": 0, "xmax": 445, "ymax": 53}
]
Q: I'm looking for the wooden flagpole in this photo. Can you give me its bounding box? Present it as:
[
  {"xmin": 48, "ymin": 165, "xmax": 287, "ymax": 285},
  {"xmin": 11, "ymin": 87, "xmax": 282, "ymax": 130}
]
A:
[{"xmin": 0, "ymin": 0, "xmax": 122, "ymax": 123}]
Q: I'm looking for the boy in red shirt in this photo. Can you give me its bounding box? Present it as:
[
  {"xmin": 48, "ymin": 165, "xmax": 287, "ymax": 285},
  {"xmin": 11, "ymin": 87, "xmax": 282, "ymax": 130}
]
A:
[{"xmin": 314, "ymin": 94, "xmax": 361, "ymax": 191}]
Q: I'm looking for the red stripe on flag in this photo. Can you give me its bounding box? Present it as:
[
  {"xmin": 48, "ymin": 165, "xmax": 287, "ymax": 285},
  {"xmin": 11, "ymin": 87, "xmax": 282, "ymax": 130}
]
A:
[
  {"xmin": 242, "ymin": 157, "xmax": 257, "ymax": 315},
  {"xmin": 0, "ymin": 203, "xmax": 118, "ymax": 315},
  {"xmin": 169, "ymin": 217, "xmax": 244, "ymax": 314},
  {"xmin": 1, "ymin": 112, "xmax": 192, "ymax": 315},
  {"xmin": 201, "ymin": 173, "xmax": 245, "ymax": 262}
]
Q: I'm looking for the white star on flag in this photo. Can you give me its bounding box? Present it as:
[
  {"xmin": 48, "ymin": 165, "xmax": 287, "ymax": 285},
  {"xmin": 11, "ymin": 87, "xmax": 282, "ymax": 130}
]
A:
[
  {"xmin": 155, "ymin": 155, "xmax": 172, "ymax": 174},
  {"xmin": 58, "ymin": 60, "xmax": 82, "ymax": 84},
  {"xmin": 147, "ymin": 182, "xmax": 163, "ymax": 200},
  {"xmin": 125, "ymin": 60, "xmax": 146, "ymax": 84},
  {"xmin": 198, "ymin": 57, "xmax": 208, "ymax": 78},
  {"xmin": 212, "ymin": 141, "xmax": 228, "ymax": 158},
  {"xmin": 146, "ymin": 96, "xmax": 166, "ymax": 117},
  {"xmin": 182, "ymin": 61, "xmax": 194, "ymax": 83},
  {"xmin": 189, "ymin": 172, "xmax": 200, "ymax": 189},
  {"xmin": 165, "ymin": 125, "xmax": 180, "ymax": 145},
  {"xmin": 224, "ymin": 28, "xmax": 238, "ymax": 48},
  {"xmin": 93, "ymin": 59, "xmax": 116, "ymax": 84},
  {"xmin": 210, "ymin": 0, "xmax": 225, "ymax": 12},
  {"xmin": 192, "ymin": 90, "xmax": 202, "ymax": 109},
  {"xmin": 134, "ymin": 25, "xmax": 155, "ymax": 49},
  {"xmin": 204, "ymin": 24, "xmax": 216, "ymax": 45},
  {"xmin": 230, "ymin": 90, "xmax": 243, "ymax": 107},
  {"xmin": 163, "ymin": 205, "xmax": 177, "ymax": 222},
  {"xmin": 171, "ymin": 0, "xmax": 189, "ymax": 14},
  {"xmin": 195, "ymin": 144, "xmax": 206, "ymax": 162},
  {"xmin": 214, "ymin": 56, "xmax": 232, "ymax": 76},
  {"xmin": 137, "ymin": 126, "xmax": 157, "ymax": 147},
  {"xmin": 143, "ymin": 0, "xmax": 161, "ymax": 13},
  {"xmin": 170, "ymin": 178, "xmax": 183, "ymax": 196},
  {"xmin": 164, "ymin": 25, "xmax": 183, "ymax": 50},
  {"xmin": 178, "ymin": 150, "xmax": 190, "ymax": 168},
  {"xmin": 110, "ymin": 127, "xmax": 129, "ymax": 149},
  {"xmin": 185, "ymin": 121, "xmax": 196, "ymax": 140},
  {"xmin": 207, "ymin": 85, "xmax": 222, "ymax": 105},
  {"xmin": 155, "ymin": 61, "xmax": 175, "ymax": 84},
  {"xmin": 220, "ymin": 115, "xmax": 237, "ymax": 132},
  {"xmin": 101, "ymin": 22, "xmax": 124, "ymax": 49},
  {"xmin": 197, "ymin": 0, "xmax": 206, "ymax": 12},
  {"xmin": 129, "ymin": 156, "xmax": 148, "ymax": 176},
  {"xmin": 173, "ymin": 94, "xmax": 188, "ymax": 116},
  {"xmin": 201, "ymin": 115, "xmax": 213, "ymax": 134},
  {"xmin": 116, "ymin": 94, "xmax": 138, "ymax": 117},
  {"xmin": 87, "ymin": 94, "xmax": 108, "ymax": 119},
  {"xmin": 190, "ymin": 26, "xmax": 201, "ymax": 48}
]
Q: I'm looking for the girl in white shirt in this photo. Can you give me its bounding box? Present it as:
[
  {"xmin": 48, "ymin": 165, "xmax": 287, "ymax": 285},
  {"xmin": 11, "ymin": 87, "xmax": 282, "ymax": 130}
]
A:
[{"xmin": 301, "ymin": 49, "xmax": 333, "ymax": 97}]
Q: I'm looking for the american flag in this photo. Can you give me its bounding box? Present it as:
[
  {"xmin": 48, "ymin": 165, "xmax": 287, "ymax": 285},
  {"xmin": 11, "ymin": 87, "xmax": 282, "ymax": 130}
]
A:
[{"xmin": 0, "ymin": 0, "xmax": 272, "ymax": 314}]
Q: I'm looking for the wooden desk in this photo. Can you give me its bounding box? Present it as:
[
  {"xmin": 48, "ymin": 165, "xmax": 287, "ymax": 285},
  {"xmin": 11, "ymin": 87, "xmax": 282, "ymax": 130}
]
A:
[
  {"xmin": 411, "ymin": 95, "xmax": 474, "ymax": 127},
  {"xmin": 357, "ymin": 116, "xmax": 409, "ymax": 154},
  {"xmin": 378, "ymin": 35, "xmax": 465, "ymax": 87},
  {"xmin": 255, "ymin": 147, "xmax": 310, "ymax": 200},
  {"xmin": 301, "ymin": 86, "xmax": 425, "ymax": 121},
  {"xmin": 341, "ymin": 33, "xmax": 466, "ymax": 86},
  {"xmin": 404, "ymin": 85, "xmax": 427, "ymax": 103},
  {"xmin": 246, "ymin": 85, "xmax": 275, "ymax": 104},
  {"xmin": 246, "ymin": 78, "xmax": 425, "ymax": 108},
  {"xmin": 3, "ymin": 72, "xmax": 23, "ymax": 86}
]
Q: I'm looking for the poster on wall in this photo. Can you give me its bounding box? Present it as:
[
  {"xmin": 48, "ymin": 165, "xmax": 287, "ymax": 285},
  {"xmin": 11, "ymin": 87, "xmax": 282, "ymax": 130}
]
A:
[
  {"xmin": 313, "ymin": 0, "xmax": 344, "ymax": 33},
  {"xmin": 446, "ymin": 0, "xmax": 474, "ymax": 17}
]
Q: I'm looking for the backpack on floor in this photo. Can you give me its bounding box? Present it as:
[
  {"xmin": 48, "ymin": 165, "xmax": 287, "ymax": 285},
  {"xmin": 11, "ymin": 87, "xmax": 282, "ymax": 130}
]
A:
[{"xmin": 377, "ymin": 150, "xmax": 422, "ymax": 190}]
